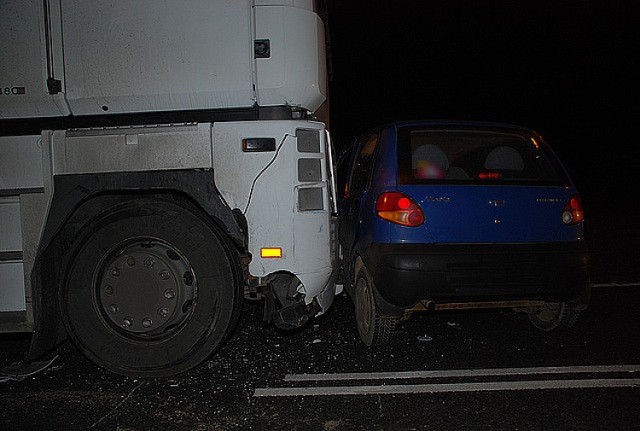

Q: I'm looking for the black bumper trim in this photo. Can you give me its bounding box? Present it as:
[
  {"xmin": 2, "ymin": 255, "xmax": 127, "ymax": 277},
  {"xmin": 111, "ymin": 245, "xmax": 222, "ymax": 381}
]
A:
[{"xmin": 362, "ymin": 242, "xmax": 590, "ymax": 309}]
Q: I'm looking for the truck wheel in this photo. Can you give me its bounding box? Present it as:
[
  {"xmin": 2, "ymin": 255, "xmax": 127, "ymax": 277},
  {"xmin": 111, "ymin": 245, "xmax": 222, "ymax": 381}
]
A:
[
  {"xmin": 354, "ymin": 266, "xmax": 395, "ymax": 346},
  {"xmin": 528, "ymin": 302, "xmax": 581, "ymax": 331},
  {"xmin": 61, "ymin": 199, "xmax": 242, "ymax": 377}
]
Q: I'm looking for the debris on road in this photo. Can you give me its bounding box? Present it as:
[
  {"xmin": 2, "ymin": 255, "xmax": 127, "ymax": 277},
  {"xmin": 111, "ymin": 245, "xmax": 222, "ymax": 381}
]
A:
[
  {"xmin": 447, "ymin": 322, "xmax": 461, "ymax": 329},
  {"xmin": 0, "ymin": 355, "xmax": 59, "ymax": 384}
]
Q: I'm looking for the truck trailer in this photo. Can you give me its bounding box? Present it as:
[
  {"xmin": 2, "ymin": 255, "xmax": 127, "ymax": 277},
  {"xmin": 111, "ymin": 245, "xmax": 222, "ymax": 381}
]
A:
[{"xmin": 0, "ymin": 0, "xmax": 339, "ymax": 377}]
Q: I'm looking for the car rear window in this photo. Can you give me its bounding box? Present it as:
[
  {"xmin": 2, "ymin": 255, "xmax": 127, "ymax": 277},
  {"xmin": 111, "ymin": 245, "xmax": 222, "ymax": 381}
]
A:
[{"xmin": 397, "ymin": 127, "xmax": 569, "ymax": 186}]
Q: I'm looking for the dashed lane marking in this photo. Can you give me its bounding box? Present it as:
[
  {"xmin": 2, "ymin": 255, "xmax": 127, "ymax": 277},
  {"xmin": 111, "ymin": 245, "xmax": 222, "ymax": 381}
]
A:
[
  {"xmin": 284, "ymin": 364, "xmax": 640, "ymax": 382},
  {"xmin": 254, "ymin": 365, "xmax": 640, "ymax": 397},
  {"xmin": 590, "ymin": 282, "xmax": 640, "ymax": 288},
  {"xmin": 253, "ymin": 378, "xmax": 640, "ymax": 397}
]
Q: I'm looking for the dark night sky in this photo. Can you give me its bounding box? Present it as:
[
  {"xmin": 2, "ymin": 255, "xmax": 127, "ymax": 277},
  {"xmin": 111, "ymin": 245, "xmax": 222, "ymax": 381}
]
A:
[
  {"xmin": 323, "ymin": 0, "xmax": 639, "ymax": 194},
  {"xmin": 324, "ymin": 1, "xmax": 638, "ymax": 134}
]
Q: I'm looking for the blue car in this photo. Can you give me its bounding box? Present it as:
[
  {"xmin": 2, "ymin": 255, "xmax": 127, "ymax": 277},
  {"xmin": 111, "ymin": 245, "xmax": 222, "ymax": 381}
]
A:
[{"xmin": 338, "ymin": 121, "xmax": 590, "ymax": 346}]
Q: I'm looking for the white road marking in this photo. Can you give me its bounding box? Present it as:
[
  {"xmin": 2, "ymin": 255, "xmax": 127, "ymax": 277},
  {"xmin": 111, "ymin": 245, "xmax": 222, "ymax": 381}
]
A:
[
  {"xmin": 284, "ymin": 365, "xmax": 640, "ymax": 382},
  {"xmin": 590, "ymin": 282, "xmax": 640, "ymax": 288},
  {"xmin": 255, "ymin": 365, "xmax": 640, "ymax": 397},
  {"xmin": 253, "ymin": 378, "xmax": 640, "ymax": 397}
]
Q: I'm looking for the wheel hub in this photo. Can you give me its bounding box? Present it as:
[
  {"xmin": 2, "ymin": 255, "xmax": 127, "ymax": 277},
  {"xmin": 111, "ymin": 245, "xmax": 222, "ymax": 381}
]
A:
[
  {"xmin": 535, "ymin": 302, "xmax": 561, "ymax": 323},
  {"xmin": 96, "ymin": 239, "xmax": 196, "ymax": 338}
]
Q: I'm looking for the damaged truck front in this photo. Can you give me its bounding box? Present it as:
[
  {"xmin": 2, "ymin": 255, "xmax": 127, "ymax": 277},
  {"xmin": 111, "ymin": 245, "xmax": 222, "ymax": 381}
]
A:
[{"xmin": 0, "ymin": 0, "xmax": 339, "ymax": 377}]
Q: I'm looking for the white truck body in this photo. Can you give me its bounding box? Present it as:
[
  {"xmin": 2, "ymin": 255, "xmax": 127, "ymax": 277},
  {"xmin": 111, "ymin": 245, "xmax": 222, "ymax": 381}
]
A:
[
  {"xmin": 0, "ymin": 0, "xmax": 338, "ymax": 377},
  {"xmin": 1, "ymin": 0, "xmax": 326, "ymax": 117}
]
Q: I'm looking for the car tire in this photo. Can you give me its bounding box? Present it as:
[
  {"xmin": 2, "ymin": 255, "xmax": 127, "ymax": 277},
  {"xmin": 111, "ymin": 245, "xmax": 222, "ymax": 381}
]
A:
[
  {"xmin": 528, "ymin": 301, "xmax": 581, "ymax": 331},
  {"xmin": 60, "ymin": 198, "xmax": 243, "ymax": 377},
  {"xmin": 354, "ymin": 266, "xmax": 395, "ymax": 346}
]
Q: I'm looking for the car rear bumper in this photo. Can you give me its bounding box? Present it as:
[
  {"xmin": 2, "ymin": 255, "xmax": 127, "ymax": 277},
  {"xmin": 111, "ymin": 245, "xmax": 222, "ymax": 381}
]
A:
[{"xmin": 362, "ymin": 241, "xmax": 590, "ymax": 310}]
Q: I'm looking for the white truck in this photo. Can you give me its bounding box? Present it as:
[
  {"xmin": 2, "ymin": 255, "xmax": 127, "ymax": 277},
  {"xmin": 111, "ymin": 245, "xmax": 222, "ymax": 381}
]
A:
[{"xmin": 0, "ymin": 0, "xmax": 339, "ymax": 377}]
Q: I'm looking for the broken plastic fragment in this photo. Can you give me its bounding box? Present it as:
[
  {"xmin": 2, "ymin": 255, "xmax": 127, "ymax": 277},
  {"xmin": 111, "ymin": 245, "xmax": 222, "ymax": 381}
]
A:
[
  {"xmin": 447, "ymin": 321, "xmax": 462, "ymax": 329},
  {"xmin": 0, "ymin": 355, "xmax": 59, "ymax": 383}
]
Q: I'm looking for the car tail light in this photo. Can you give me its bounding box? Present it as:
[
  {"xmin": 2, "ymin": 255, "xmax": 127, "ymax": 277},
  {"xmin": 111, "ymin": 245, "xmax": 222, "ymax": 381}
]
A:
[
  {"xmin": 376, "ymin": 192, "xmax": 425, "ymax": 226},
  {"xmin": 562, "ymin": 193, "xmax": 584, "ymax": 225}
]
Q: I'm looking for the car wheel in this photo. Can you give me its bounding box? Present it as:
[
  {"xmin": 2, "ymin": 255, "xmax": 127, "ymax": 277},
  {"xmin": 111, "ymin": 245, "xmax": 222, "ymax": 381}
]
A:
[
  {"xmin": 354, "ymin": 266, "xmax": 395, "ymax": 346},
  {"xmin": 528, "ymin": 301, "xmax": 581, "ymax": 331},
  {"xmin": 61, "ymin": 198, "xmax": 243, "ymax": 377}
]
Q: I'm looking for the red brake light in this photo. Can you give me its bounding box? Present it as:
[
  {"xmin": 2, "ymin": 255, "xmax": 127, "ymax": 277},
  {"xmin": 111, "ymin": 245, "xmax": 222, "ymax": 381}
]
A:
[
  {"xmin": 479, "ymin": 172, "xmax": 502, "ymax": 180},
  {"xmin": 562, "ymin": 193, "xmax": 584, "ymax": 225},
  {"xmin": 376, "ymin": 192, "xmax": 425, "ymax": 226},
  {"xmin": 397, "ymin": 197, "xmax": 411, "ymax": 209}
]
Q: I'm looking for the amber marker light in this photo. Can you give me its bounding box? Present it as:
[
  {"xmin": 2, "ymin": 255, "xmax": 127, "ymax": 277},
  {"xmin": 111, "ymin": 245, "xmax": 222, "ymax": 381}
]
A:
[{"xmin": 260, "ymin": 247, "xmax": 283, "ymax": 258}]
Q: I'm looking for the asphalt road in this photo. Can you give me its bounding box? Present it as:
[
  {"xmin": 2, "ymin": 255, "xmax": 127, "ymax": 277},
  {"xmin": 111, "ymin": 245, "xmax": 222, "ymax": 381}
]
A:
[{"xmin": 1, "ymin": 280, "xmax": 639, "ymax": 431}]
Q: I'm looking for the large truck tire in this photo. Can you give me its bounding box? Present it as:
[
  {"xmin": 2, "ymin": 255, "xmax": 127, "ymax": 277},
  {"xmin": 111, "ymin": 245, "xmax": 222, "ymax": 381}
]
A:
[{"xmin": 60, "ymin": 198, "xmax": 243, "ymax": 377}]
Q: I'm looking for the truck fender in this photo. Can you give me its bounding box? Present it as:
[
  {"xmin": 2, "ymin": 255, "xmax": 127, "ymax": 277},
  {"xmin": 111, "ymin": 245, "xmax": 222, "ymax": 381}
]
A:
[{"xmin": 28, "ymin": 168, "xmax": 245, "ymax": 360}]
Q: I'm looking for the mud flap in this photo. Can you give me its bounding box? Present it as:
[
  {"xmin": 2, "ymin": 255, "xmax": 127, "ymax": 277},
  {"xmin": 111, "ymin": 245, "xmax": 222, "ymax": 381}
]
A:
[{"xmin": 27, "ymin": 253, "xmax": 67, "ymax": 361}]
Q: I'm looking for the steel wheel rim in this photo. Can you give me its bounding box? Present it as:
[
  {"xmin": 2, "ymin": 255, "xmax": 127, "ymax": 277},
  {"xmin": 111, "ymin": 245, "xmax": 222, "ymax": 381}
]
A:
[
  {"xmin": 93, "ymin": 237, "xmax": 197, "ymax": 341},
  {"xmin": 535, "ymin": 302, "xmax": 562, "ymax": 323}
]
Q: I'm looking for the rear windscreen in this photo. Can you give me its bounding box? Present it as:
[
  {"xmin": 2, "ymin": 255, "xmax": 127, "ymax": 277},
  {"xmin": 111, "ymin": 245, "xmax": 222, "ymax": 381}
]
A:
[{"xmin": 397, "ymin": 128, "xmax": 568, "ymax": 186}]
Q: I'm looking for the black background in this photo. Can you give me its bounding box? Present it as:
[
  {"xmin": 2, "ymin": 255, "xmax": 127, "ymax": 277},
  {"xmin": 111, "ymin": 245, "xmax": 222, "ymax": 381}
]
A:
[
  {"xmin": 323, "ymin": 0, "xmax": 640, "ymax": 282},
  {"xmin": 323, "ymin": 1, "xmax": 638, "ymax": 153}
]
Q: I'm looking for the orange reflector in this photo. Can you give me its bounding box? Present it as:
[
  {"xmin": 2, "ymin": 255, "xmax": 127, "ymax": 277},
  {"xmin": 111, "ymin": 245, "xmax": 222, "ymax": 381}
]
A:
[{"xmin": 260, "ymin": 247, "xmax": 282, "ymax": 258}]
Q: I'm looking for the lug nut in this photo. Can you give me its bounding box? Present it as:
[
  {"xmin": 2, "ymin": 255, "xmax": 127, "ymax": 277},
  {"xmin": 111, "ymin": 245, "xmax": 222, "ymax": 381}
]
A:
[
  {"xmin": 158, "ymin": 307, "xmax": 169, "ymax": 317},
  {"xmin": 108, "ymin": 304, "xmax": 118, "ymax": 314},
  {"xmin": 164, "ymin": 288, "xmax": 176, "ymax": 299},
  {"xmin": 159, "ymin": 270, "xmax": 170, "ymax": 280},
  {"xmin": 104, "ymin": 285, "xmax": 114, "ymax": 295},
  {"xmin": 122, "ymin": 317, "xmax": 133, "ymax": 327},
  {"xmin": 126, "ymin": 256, "xmax": 136, "ymax": 267},
  {"xmin": 144, "ymin": 257, "xmax": 155, "ymax": 268},
  {"xmin": 110, "ymin": 267, "xmax": 120, "ymax": 277},
  {"xmin": 142, "ymin": 317, "xmax": 153, "ymax": 328}
]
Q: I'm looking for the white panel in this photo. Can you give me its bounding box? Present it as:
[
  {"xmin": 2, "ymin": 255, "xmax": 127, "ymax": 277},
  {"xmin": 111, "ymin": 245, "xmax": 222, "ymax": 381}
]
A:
[
  {"xmin": 255, "ymin": 5, "xmax": 326, "ymax": 111},
  {"xmin": 213, "ymin": 121, "xmax": 332, "ymax": 283},
  {"xmin": 0, "ymin": 0, "xmax": 68, "ymax": 119},
  {"xmin": 0, "ymin": 262, "xmax": 26, "ymax": 312},
  {"xmin": 0, "ymin": 198, "xmax": 22, "ymax": 252},
  {"xmin": 254, "ymin": 0, "xmax": 314, "ymax": 8},
  {"xmin": 52, "ymin": 124, "xmax": 213, "ymax": 175},
  {"xmin": 61, "ymin": 0, "xmax": 255, "ymax": 115},
  {"xmin": 0, "ymin": 135, "xmax": 44, "ymax": 190}
]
